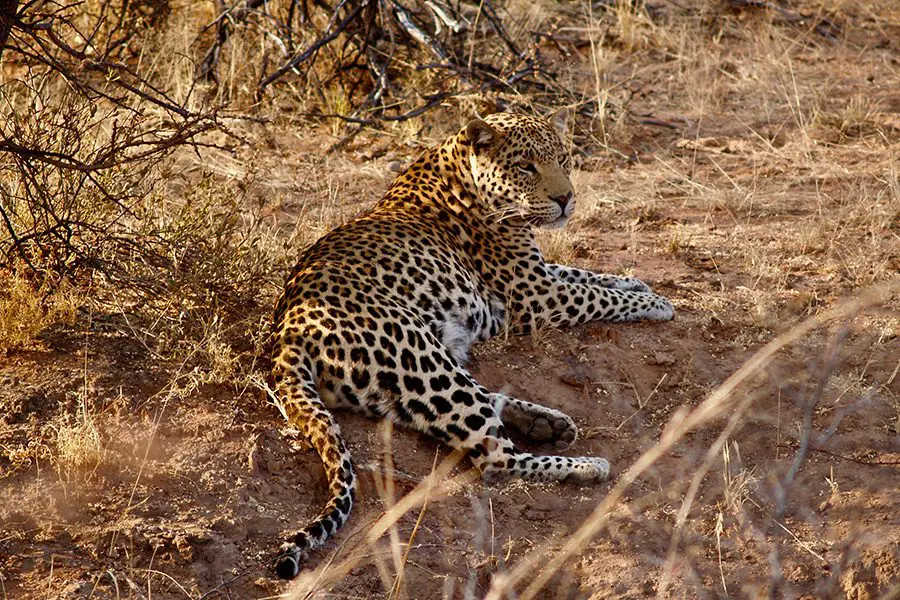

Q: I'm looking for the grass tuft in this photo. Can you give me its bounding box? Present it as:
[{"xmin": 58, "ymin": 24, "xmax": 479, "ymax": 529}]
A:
[{"xmin": 0, "ymin": 270, "xmax": 79, "ymax": 353}]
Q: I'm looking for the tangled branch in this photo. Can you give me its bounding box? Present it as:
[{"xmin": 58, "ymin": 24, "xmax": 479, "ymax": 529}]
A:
[
  {"xmin": 198, "ymin": 0, "xmax": 610, "ymax": 124},
  {"xmin": 0, "ymin": 0, "xmax": 230, "ymax": 285}
]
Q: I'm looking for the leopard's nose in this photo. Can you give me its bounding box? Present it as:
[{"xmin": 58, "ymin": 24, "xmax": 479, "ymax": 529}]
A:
[{"xmin": 551, "ymin": 191, "xmax": 573, "ymax": 210}]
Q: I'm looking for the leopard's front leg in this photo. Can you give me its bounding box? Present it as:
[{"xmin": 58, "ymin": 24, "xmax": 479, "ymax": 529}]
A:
[
  {"xmin": 511, "ymin": 268, "xmax": 674, "ymax": 332},
  {"xmin": 546, "ymin": 264, "xmax": 651, "ymax": 293}
]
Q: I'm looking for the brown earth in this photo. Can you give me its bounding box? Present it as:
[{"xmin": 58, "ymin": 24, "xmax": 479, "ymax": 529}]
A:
[{"xmin": 1, "ymin": 0, "xmax": 899, "ymax": 598}]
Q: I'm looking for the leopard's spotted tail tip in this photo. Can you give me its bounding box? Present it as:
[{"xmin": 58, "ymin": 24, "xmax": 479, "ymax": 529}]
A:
[{"xmin": 273, "ymin": 543, "xmax": 304, "ymax": 579}]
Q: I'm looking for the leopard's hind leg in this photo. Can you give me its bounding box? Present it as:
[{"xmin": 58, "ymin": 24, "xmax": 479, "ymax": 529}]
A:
[
  {"xmin": 381, "ymin": 334, "xmax": 609, "ymax": 483},
  {"xmin": 490, "ymin": 393, "xmax": 578, "ymax": 449}
]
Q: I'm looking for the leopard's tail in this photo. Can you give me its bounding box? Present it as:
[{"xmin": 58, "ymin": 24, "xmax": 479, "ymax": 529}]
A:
[{"xmin": 271, "ymin": 360, "xmax": 356, "ymax": 579}]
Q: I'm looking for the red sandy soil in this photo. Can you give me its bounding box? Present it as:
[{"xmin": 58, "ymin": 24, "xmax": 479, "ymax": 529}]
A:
[{"xmin": 1, "ymin": 1, "xmax": 899, "ymax": 598}]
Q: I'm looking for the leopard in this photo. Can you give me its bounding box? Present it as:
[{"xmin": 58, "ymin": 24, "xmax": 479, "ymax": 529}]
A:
[{"xmin": 269, "ymin": 109, "xmax": 674, "ymax": 579}]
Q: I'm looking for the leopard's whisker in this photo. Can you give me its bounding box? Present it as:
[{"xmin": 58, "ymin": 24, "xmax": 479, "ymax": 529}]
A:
[{"xmin": 484, "ymin": 204, "xmax": 526, "ymax": 223}]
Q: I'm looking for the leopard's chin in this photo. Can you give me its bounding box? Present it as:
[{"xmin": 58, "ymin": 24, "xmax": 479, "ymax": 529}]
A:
[{"xmin": 541, "ymin": 215, "xmax": 570, "ymax": 230}]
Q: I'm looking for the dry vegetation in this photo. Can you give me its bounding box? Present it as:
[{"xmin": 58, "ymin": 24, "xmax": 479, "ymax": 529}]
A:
[{"xmin": 1, "ymin": 0, "xmax": 898, "ymax": 598}]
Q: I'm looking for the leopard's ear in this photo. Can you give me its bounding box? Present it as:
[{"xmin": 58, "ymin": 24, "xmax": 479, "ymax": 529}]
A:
[
  {"xmin": 465, "ymin": 119, "xmax": 497, "ymax": 147},
  {"xmin": 548, "ymin": 107, "xmax": 570, "ymax": 139}
]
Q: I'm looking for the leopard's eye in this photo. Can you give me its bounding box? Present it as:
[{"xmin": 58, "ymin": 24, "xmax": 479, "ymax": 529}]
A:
[{"xmin": 515, "ymin": 161, "xmax": 537, "ymax": 174}]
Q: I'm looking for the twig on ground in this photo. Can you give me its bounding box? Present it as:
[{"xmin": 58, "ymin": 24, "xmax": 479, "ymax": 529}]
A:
[{"xmin": 775, "ymin": 443, "xmax": 900, "ymax": 466}]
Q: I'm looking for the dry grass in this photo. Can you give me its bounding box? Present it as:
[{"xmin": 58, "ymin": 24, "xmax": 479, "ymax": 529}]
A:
[
  {"xmin": 1, "ymin": 0, "xmax": 899, "ymax": 598},
  {"xmin": 721, "ymin": 440, "xmax": 758, "ymax": 517},
  {"xmin": 0, "ymin": 271, "xmax": 78, "ymax": 353},
  {"xmin": 52, "ymin": 396, "xmax": 104, "ymax": 480}
]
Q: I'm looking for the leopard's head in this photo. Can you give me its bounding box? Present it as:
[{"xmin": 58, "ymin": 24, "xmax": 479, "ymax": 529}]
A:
[{"xmin": 464, "ymin": 110, "xmax": 573, "ymax": 228}]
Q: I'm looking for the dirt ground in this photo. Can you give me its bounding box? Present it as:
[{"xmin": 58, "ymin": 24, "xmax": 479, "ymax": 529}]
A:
[{"xmin": 1, "ymin": 0, "xmax": 899, "ymax": 598}]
